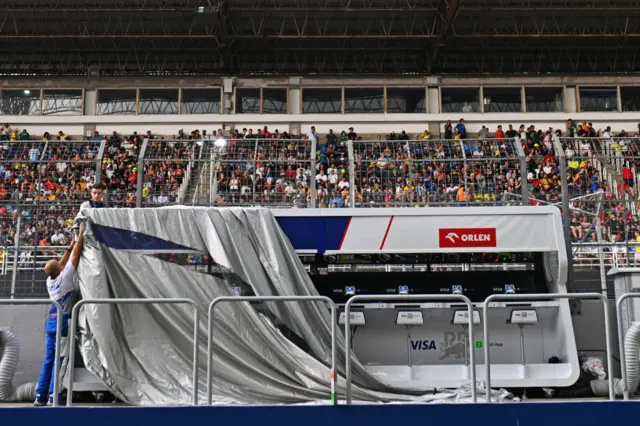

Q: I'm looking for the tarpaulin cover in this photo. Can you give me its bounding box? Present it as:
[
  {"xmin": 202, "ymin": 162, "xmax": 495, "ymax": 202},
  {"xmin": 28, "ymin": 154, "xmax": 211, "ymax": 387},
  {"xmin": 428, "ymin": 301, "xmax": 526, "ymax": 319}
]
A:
[{"xmin": 74, "ymin": 207, "xmax": 501, "ymax": 405}]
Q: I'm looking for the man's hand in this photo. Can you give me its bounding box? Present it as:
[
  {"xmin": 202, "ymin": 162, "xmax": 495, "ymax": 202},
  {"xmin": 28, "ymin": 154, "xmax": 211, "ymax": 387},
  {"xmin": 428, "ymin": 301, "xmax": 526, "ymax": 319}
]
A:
[{"xmin": 68, "ymin": 239, "xmax": 76, "ymax": 250}]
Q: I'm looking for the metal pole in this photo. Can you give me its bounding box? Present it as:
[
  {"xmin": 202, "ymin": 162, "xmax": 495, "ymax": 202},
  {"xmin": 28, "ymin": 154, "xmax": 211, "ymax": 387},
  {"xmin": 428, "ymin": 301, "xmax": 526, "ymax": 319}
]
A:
[
  {"xmin": 310, "ymin": 137, "xmax": 317, "ymax": 208},
  {"xmin": 95, "ymin": 139, "xmax": 106, "ymax": 186},
  {"xmin": 557, "ymin": 149, "xmax": 574, "ymax": 290},
  {"xmin": 210, "ymin": 145, "xmax": 218, "ymax": 207},
  {"xmin": 251, "ymin": 140, "xmax": 259, "ymax": 206},
  {"xmin": 595, "ymin": 193, "xmax": 607, "ymax": 295},
  {"xmin": 347, "ymin": 140, "xmax": 356, "ymax": 207},
  {"xmin": 67, "ymin": 298, "xmax": 199, "ymax": 406},
  {"xmin": 207, "ymin": 295, "xmax": 337, "ymax": 405},
  {"xmin": 345, "ymin": 294, "xmax": 476, "ymax": 404},
  {"xmin": 136, "ymin": 139, "xmax": 149, "ymax": 208},
  {"xmin": 519, "ymin": 154, "xmax": 528, "ymax": 205},
  {"xmin": 519, "ymin": 325, "xmax": 526, "ymax": 365},
  {"xmin": 0, "ymin": 299, "xmax": 62, "ymax": 406},
  {"xmin": 483, "ymin": 293, "xmax": 613, "ymax": 402},
  {"xmin": 9, "ymin": 207, "xmax": 21, "ymax": 299}
]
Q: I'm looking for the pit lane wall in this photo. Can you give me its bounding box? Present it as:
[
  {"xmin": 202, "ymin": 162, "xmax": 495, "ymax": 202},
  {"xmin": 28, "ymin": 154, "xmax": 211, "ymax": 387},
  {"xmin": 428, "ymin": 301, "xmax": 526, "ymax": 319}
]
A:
[{"xmin": 2, "ymin": 402, "xmax": 636, "ymax": 426}]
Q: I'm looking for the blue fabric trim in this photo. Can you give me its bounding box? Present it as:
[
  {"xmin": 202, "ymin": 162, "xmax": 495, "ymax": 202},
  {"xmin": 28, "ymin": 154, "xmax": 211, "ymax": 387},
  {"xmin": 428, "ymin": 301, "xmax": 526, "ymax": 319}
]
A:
[
  {"xmin": 275, "ymin": 217, "xmax": 350, "ymax": 254},
  {"xmin": 92, "ymin": 223, "xmax": 193, "ymax": 251}
]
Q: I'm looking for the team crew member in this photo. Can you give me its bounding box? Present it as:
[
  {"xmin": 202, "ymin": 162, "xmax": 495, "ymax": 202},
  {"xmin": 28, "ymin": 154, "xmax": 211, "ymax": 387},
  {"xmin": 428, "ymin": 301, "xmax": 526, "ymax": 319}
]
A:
[
  {"xmin": 35, "ymin": 224, "xmax": 85, "ymax": 406},
  {"xmin": 73, "ymin": 183, "xmax": 105, "ymax": 233},
  {"xmin": 82, "ymin": 183, "xmax": 106, "ymax": 209}
]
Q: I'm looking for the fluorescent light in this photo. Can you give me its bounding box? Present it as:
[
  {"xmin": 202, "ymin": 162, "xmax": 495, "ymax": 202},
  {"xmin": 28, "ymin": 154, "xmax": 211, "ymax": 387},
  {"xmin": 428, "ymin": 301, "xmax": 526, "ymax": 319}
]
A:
[
  {"xmin": 214, "ymin": 138, "xmax": 227, "ymax": 147},
  {"xmin": 23, "ymin": 90, "xmax": 31, "ymax": 95}
]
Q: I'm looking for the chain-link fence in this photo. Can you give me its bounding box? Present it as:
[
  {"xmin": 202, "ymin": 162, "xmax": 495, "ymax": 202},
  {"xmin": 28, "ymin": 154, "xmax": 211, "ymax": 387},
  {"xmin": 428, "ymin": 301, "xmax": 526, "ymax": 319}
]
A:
[
  {"xmin": 0, "ymin": 138, "xmax": 104, "ymax": 297},
  {"xmin": 351, "ymin": 138, "xmax": 524, "ymax": 207},
  {"xmin": 6, "ymin": 134, "xmax": 640, "ymax": 298}
]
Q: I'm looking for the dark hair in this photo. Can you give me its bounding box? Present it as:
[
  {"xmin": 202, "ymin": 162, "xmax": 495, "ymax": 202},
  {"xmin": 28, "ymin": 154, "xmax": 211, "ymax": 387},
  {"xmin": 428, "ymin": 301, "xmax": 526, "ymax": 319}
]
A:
[{"xmin": 92, "ymin": 183, "xmax": 106, "ymax": 191}]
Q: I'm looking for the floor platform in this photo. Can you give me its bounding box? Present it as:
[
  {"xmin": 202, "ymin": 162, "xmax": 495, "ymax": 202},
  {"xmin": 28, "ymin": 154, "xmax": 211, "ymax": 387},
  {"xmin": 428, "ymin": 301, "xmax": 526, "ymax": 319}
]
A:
[{"xmin": 2, "ymin": 400, "xmax": 640, "ymax": 426}]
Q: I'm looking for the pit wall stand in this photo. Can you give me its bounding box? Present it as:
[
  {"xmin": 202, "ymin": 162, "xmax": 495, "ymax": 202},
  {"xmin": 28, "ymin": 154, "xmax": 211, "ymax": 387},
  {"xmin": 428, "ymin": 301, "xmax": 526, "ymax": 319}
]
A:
[{"xmin": 483, "ymin": 293, "xmax": 613, "ymax": 402}]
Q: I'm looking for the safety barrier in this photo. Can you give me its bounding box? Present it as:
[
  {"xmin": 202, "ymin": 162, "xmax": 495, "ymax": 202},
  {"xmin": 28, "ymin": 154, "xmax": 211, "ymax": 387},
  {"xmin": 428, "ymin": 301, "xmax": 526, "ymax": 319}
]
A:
[
  {"xmin": 207, "ymin": 296, "xmax": 337, "ymax": 405},
  {"xmin": 482, "ymin": 293, "xmax": 614, "ymax": 402},
  {"xmin": 67, "ymin": 298, "xmax": 200, "ymax": 406},
  {"xmin": 615, "ymin": 292, "xmax": 640, "ymax": 400},
  {"xmin": 344, "ymin": 294, "xmax": 477, "ymax": 404},
  {"xmin": 0, "ymin": 298, "xmax": 63, "ymax": 406}
]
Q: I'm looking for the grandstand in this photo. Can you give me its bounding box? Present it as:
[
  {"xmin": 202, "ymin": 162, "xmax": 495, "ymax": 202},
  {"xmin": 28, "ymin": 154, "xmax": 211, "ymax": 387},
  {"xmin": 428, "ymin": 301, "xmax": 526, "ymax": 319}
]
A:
[
  {"xmin": 2, "ymin": 131, "xmax": 639, "ymax": 298},
  {"xmin": 2, "ymin": 0, "xmax": 640, "ymax": 422}
]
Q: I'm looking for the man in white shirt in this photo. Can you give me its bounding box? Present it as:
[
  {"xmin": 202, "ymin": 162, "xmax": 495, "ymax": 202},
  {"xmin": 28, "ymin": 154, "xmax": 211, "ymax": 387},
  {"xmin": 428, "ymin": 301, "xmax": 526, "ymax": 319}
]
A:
[{"xmin": 35, "ymin": 224, "xmax": 85, "ymax": 406}]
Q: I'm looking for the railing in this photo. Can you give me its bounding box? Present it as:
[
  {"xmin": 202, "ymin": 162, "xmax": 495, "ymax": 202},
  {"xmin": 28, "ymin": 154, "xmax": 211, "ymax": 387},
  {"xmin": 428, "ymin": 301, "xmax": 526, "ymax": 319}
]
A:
[
  {"xmin": 6, "ymin": 292, "xmax": 639, "ymax": 405},
  {"xmin": 616, "ymin": 293, "xmax": 640, "ymax": 400},
  {"xmin": 67, "ymin": 298, "xmax": 200, "ymax": 406},
  {"xmin": 483, "ymin": 293, "xmax": 614, "ymax": 402},
  {"xmin": 207, "ymin": 296, "xmax": 338, "ymax": 405},
  {"xmin": 344, "ymin": 294, "xmax": 477, "ymax": 404},
  {"xmin": 0, "ymin": 298, "xmax": 63, "ymax": 406}
]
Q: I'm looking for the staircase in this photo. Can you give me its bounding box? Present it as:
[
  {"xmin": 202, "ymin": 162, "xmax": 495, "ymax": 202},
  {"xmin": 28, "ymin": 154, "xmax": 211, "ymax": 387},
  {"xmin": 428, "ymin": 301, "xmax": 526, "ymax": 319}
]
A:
[
  {"xmin": 186, "ymin": 160, "xmax": 211, "ymax": 205},
  {"xmin": 592, "ymin": 140, "xmax": 624, "ymax": 194}
]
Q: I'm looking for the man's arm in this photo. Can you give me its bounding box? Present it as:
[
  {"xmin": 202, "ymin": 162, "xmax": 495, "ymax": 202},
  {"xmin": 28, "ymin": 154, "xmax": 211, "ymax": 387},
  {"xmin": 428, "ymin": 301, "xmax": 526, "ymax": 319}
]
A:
[
  {"xmin": 70, "ymin": 224, "xmax": 85, "ymax": 270},
  {"xmin": 59, "ymin": 239, "xmax": 75, "ymax": 268}
]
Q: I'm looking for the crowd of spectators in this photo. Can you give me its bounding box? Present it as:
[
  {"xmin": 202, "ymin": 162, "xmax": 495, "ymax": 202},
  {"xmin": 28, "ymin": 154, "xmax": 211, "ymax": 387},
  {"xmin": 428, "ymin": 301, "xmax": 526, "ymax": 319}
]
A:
[
  {"xmin": 0, "ymin": 125, "xmax": 198, "ymax": 260},
  {"xmin": 2, "ymin": 119, "xmax": 640, "ymax": 268}
]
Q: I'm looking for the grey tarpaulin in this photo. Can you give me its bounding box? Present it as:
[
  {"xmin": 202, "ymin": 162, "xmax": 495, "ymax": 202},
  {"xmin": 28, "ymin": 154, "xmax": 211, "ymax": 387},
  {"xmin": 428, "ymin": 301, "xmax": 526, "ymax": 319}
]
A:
[{"xmin": 73, "ymin": 207, "xmax": 496, "ymax": 405}]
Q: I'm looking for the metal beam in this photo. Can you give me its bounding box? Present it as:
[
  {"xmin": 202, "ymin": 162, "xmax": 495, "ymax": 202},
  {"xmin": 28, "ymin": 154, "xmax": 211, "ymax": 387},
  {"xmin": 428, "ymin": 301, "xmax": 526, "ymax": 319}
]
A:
[{"xmin": 428, "ymin": 0, "xmax": 461, "ymax": 72}]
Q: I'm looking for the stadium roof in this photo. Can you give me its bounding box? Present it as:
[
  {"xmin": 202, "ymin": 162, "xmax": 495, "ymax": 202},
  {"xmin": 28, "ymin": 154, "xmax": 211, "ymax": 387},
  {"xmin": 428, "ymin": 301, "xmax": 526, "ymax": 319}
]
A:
[{"xmin": 2, "ymin": 0, "xmax": 640, "ymax": 76}]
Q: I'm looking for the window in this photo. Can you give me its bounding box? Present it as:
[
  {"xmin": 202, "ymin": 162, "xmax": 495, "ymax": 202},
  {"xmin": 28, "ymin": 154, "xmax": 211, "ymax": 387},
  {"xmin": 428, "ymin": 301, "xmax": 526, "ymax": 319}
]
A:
[
  {"xmin": 96, "ymin": 89, "xmax": 137, "ymax": 115},
  {"xmin": 138, "ymin": 89, "xmax": 179, "ymax": 114},
  {"xmin": 621, "ymin": 87, "xmax": 640, "ymax": 112},
  {"xmin": 525, "ymin": 87, "xmax": 564, "ymax": 112},
  {"xmin": 386, "ymin": 88, "xmax": 426, "ymax": 113},
  {"xmin": 0, "ymin": 89, "xmax": 41, "ymax": 115},
  {"xmin": 41, "ymin": 89, "xmax": 83, "ymax": 115},
  {"xmin": 483, "ymin": 87, "xmax": 522, "ymax": 113},
  {"xmin": 262, "ymin": 88, "xmax": 288, "ymax": 114},
  {"xmin": 235, "ymin": 88, "xmax": 260, "ymax": 114},
  {"xmin": 579, "ymin": 87, "xmax": 618, "ymax": 112},
  {"xmin": 441, "ymin": 88, "xmax": 480, "ymax": 113},
  {"xmin": 344, "ymin": 88, "xmax": 384, "ymax": 113},
  {"xmin": 302, "ymin": 88, "xmax": 342, "ymax": 114},
  {"xmin": 181, "ymin": 88, "xmax": 221, "ymax": 114}
]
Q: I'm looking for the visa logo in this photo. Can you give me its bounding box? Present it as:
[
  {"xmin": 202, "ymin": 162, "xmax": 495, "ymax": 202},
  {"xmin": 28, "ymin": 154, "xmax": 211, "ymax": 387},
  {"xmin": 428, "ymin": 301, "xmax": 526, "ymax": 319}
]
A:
[{"xmin": 410, "ymin": 340, "xmax": 437, "ymax": 351}]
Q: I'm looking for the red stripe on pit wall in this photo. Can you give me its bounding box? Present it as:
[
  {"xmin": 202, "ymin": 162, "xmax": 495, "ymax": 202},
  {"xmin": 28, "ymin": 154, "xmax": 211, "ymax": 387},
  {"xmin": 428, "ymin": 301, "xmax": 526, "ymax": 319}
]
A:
[
  {"xmin": 338, "ymin": 217, "xmax": 352, "ymax": 250},
  {"xmin": 380, "ymin": 216, "xmax": 394, "ymax": 250}
]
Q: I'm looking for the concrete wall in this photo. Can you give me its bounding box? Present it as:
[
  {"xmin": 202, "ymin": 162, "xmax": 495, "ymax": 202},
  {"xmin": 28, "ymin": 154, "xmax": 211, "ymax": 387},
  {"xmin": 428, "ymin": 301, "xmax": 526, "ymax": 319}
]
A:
[
  {"xmin": 2, "ymin": 75, "xmax": 639, "ymax": 138},
  {"xmin": 2, "ymin": 113, "xmax": 638, "ymax": 140}
]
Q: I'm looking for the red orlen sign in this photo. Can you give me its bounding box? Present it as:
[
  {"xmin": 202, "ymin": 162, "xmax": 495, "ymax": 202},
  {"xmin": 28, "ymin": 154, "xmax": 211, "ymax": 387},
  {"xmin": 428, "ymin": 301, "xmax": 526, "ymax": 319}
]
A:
[{"xmin": 438, "ymin": 228, "xmax": 497, "ymax": 248}]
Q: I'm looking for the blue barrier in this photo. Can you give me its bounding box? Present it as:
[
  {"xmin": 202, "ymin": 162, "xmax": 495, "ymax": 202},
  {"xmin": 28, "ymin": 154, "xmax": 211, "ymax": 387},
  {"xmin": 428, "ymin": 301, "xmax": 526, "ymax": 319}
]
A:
[{"xmin": 2, "ymin": 402, "xmax": 639, "ymax": 426}]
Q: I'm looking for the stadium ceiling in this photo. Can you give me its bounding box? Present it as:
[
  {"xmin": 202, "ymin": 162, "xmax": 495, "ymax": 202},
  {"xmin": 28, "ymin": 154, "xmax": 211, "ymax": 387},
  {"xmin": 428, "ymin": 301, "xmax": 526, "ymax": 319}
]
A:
[{"xmin": 1, "ymin": 0, "xmax": 640, "ymax": 76}]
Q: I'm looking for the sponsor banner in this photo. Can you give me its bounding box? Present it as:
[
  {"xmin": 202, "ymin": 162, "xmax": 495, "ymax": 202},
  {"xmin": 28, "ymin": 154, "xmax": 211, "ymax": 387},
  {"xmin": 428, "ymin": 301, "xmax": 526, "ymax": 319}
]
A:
[{"xmin": 438, "ymin": 228, "xmax": 497, "ymax": 248}]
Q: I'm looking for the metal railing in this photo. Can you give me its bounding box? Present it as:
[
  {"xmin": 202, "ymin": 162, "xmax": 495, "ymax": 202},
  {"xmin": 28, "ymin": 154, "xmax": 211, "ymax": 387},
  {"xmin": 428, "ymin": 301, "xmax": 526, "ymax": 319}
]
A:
[
  {"xmin": 616, "ymin": 292, "xmax": 640, "ymax": 400},
  {"xmin": 482, "ymin": 293, "xmax": 614, "ymax": 402},
  {"xmin": 207, "ymin": 295, "xmax": 337, "ymax": 405},
  {"xmin": 0, "ymin": 298, "xmax": 63, "ymax": 406},
  {"xmin": 344, "ymin": 294, "xmax": 477, "ymax": 404},
  {"xmin": 67, "ymin": 298, "xmax": 200, "ymax": 406}
]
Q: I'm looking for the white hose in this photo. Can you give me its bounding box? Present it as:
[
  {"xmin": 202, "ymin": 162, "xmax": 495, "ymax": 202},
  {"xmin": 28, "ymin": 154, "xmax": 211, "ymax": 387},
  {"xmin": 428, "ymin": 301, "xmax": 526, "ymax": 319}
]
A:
[
  {"xmin": 590, "ymin": 322, "xmax": 640, "ymax": 397},
  {"xmin": 0, "ymin": 328, "xmax": 37, "ymax": 402}
]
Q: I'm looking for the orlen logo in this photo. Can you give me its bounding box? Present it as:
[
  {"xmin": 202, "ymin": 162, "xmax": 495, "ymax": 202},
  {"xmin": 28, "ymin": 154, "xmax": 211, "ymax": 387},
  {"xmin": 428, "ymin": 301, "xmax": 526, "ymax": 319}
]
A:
[{"xmin": 438, "ymin": 228, "xmax": 497, "ymax": 248}]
